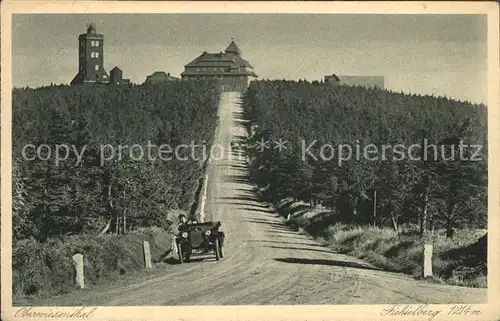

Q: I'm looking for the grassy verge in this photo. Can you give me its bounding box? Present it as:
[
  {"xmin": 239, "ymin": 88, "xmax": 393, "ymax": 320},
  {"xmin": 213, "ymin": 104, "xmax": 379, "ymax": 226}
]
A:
[
  {"xmin": 13, "ymin": 226, "xmax": 174, "ymax": 304},
  {"xmin": 274, "ymin": 198, "xmax": 487, "ymax": 288}
]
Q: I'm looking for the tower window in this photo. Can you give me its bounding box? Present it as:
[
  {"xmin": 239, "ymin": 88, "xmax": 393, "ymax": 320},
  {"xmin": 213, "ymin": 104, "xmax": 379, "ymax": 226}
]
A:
[
  {"xmin": 95, "ymin": 65, "xmax": 99, "ymax": 71},
  {"xmin": 95, "ymin": 52, "xmax": 99, "ymax": 58},
  {"xmin": 91, "ymin": 52, "xmax": 94, "ymax": 58},
  {"xmin": 95, "ymin": 41, "xmax": 99, "ymax": 47}
]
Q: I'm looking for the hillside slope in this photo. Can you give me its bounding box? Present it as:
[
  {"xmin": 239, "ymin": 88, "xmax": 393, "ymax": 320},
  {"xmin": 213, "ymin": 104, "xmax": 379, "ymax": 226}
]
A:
[{"xmin": 32, "ymin": 92, "xmax": 486, "ymax": 306}]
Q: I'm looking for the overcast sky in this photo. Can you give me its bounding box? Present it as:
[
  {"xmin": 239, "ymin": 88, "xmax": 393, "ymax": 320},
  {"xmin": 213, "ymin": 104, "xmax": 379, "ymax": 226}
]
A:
[{"xmin": 12, "ymin": 14, "xmax": 487, "ymax": 104}]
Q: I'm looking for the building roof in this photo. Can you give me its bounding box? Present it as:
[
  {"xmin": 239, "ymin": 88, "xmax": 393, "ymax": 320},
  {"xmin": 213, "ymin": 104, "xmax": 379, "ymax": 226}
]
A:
[
  {"xmin": 145, "ymin": 71, "xmax": 179, "ymax": 83},
  {"xmin": 337, "ymin": 76, "xmax": 385, "ymax": 89},
  {"xmin": 148, "ymin": 71, "xmax": 178, "ymax": 78},
  {"xmin": 87, "ymin": 23, "xmax": 96, "ymax": 34},
  {"xmin": 110, "ymin": 66, "xmax": 122, "ymax": 73},
  {"xmin": 325, "ymin": 74, "xmax": 340, "ymax": 82},
  {"xmin": 181, "ymin": 42, "xmax": 256, "ymax": 77},
  {"xmin": 225, "ymin": 41, "xmax": 241, "ymax": 55},
  {"xmin": 79, "ymin": 23, "xmax": 104, "ymax": 38}
]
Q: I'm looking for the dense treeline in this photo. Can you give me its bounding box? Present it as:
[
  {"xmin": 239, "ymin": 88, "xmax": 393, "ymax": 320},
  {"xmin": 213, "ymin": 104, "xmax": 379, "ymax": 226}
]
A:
[
  {"xmin": 13, "ymin": 81, "xmax": 219, "ymax": 242},
  {"xmin": 242, "ymin": 80, "xmax": 487, "ymax": 237}
]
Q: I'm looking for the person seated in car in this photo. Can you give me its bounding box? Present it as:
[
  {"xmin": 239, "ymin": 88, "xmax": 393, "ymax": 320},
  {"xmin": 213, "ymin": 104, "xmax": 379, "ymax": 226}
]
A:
[{"xmin": 177, "ymin": 214, "xmax": 188, "ymax": 231}]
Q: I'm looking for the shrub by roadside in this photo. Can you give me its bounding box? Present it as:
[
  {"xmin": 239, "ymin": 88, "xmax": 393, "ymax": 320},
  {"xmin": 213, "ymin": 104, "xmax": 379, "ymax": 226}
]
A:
[
  {"xmin": 274, "ymin": 198, "xmax": 487, "ymax": 288},
  {"xmin": 13, "ymin": 226, "xmax": 173, "ymax": 303}
]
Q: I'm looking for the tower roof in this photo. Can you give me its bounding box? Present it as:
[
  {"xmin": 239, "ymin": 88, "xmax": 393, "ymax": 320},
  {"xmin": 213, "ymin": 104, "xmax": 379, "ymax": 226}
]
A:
[
  {"xmin": 79, "ymin": 23, "xmax": 104, "ymax": 38},
  {"xmin": 87, "ymin": 23, "xmax": 96, "ymax": 35},
  {"xmin": 225, "ymin": 41, "xmax": 241, "ymax": 55}
]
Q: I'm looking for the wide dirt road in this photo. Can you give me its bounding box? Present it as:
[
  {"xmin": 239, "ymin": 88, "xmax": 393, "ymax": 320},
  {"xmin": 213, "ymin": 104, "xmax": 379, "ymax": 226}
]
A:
[{"xmin": 41, "ymin": 92, "xmax": 486, "ymax": 305}]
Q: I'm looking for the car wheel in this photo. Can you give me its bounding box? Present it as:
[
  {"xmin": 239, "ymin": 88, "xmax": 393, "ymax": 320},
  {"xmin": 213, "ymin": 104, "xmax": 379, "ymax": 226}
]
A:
[
  {"xmin": 215, "ymin": 238, "xmax": 221, "ymax": 261},
  {"xmin": 219, "ymin": 242, "xmax": 224, "ymax": 258},
  {"xmin": 177, "ymin": 243, "xmax": 183, "ymax": 264}
]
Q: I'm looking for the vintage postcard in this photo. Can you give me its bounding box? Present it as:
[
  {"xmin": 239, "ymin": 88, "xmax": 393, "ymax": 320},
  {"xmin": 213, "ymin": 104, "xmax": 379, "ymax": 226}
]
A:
[{"xmin": 1, "ymin": 1, "xmax": 499, "ymax": 321}]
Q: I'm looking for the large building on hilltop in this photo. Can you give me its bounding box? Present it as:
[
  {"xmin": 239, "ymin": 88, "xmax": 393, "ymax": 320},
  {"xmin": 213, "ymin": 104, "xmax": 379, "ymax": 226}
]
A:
[
  {"xmin": 71, "ymin": 23, "xmax": 110, "ymax": 85},
  {"xmin": 181, "ymin": 41, "xmax": 257, "ymax": 92},
  {"xmin": 325, "ymin": 74, "xmax": 385, "ymax": 89}
]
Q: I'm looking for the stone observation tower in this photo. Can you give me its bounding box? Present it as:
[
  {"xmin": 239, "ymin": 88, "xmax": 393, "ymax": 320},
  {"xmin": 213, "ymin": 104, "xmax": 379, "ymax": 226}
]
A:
[{"xmin": 71, "ymin": 23, "xmax": 110, "ymax": 84}]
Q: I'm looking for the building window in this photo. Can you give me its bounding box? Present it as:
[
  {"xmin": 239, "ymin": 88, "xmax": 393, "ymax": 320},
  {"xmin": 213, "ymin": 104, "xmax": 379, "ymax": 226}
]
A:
[
  {"xmin": 95, "ymin": 65, "xmax": 99, "ymax": 71},
  {"xmin": 103, "ymin": 75, "xmax": 107, "ymax": 79},
  {"xmin": 95, "ymin": 41, "xmax": 99, "ymax": 47},
  {"xmin": 196, "ymin": 68, "xmax": 200, "ymax": 72},
  {"xmin": 95, "ymin": 52, "xmax": 99, "ymax": 58},
  {"xmin": 91, "ymin": 52, "xmax": 94, "ymax": 58}
]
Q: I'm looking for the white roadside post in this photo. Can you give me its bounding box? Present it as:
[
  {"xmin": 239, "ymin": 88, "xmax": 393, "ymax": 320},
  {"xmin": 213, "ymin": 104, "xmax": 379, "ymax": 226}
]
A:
[
  {"xmin": 423, "ymin": 244, "xmax": 433, "ymax": 278},
  {"xmin": 72, "ymin": 253, "xmax": 85, "ymax": 289},
  {"xmin": 199, "ymin": 174, "xmax": 208, "ymax": 223},
  {"xmin": 143, "ymin": 241, "xmax": 152, "ymax": 269}
]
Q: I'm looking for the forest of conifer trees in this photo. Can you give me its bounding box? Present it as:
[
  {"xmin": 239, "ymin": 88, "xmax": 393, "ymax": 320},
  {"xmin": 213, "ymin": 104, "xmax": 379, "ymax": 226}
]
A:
[
  {"xmin": 12, "ymin": 81, "xmax": 219, "ymax": 242},
  {"xmin": 242, "ymin": 80, "xmax": 488, "ymax": 237}
]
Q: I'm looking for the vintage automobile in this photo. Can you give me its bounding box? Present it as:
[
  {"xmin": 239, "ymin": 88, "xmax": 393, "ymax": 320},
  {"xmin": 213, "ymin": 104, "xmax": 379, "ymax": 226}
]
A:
[{"xmin": 176, "ymin": 221, "xmax": 225, "ymax": 263}]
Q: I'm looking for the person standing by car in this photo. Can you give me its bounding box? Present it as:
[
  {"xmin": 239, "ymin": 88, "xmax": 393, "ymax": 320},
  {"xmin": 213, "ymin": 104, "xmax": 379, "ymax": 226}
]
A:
[{"xmin": 171, "ymin": 214, "xmax": 189, "ymax": 257}]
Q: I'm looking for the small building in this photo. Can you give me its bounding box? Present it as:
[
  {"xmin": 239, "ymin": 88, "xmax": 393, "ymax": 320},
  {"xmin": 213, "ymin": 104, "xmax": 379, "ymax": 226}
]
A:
[
  {"xmin": 109, "ymin": 66, "xmax": 130, "ymax": 85},
  {"xmin": 71, "ymin": 23, "xmax": 109, "ymax": 85},
  {"xmin": 144, "ymin": 71, "xmax": 179, "ymax": 84},
  {"xmin": 324, "ymin": 74, "xmax": 340, "ymax": 86},
  {"xmin": 180, "ymin": 41, "xmax": 257, "ymax": 92},
  {"xmin": 329, "ymin": 75, "xmax": 385, "ymax": 89}
]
